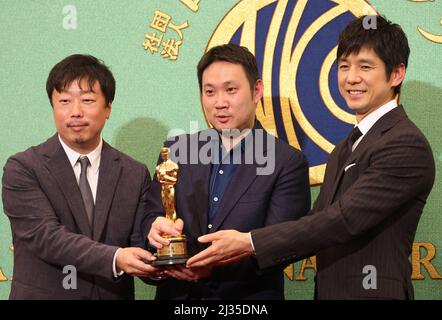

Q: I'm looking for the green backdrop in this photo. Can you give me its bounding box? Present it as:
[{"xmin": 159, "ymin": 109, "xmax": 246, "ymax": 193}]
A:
[{"xmin": 0, "ymin": 0, "xmax": 441, "ymax": 299}]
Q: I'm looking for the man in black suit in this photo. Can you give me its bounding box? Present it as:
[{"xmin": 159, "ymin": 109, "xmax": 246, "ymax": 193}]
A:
[
  {"xmin": 141, "ymin": 44, "xmax": 311, "ymax": 299},
  {"xmin": 2, "ymin": 54, "xmax": 160, "ymax": 299},
  {"xmin": 187, "ymin": 16, "xmax": 435, "ymax": 300}
]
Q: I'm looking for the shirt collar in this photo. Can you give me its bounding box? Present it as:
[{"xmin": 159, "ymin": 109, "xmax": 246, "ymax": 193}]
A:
[
  {"xmin": 357, "ymin": 99, "xmax": 398, "ymax": 135},
  {"xmin": 215, "ymin": 120, "xmax": 259, "ymax": 150},
  {"xmin": 58, "ymin": 135, "xmax": 102, "ymax": 174}
]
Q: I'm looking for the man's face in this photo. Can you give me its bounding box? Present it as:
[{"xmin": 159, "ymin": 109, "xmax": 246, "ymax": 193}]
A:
[
  {"xmin": 201, "ymin": 61, "xmax": 263, "ymax": 132},
  {"xmin": 52, "ymin": 79, "xmax": 111, "ymax": 153},
  {"xmin": 337, "ymin": 47, "xmax": 404, "ymax": 121}
]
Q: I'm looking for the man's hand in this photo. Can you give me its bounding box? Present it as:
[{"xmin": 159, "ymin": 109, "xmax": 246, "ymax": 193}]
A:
[
  {"xmin": 186, "ymin": 230, "xmax": 254, "ymax": 268},
  {"xmin": 163, "ymin": 265, "xmax": 212, "ymax": 282},
  {"xmin": 115, "ymin": 247, "xmax": 160, "ymax": 277},
  {"xmin": 148, "ymin": 217, "xmax": 184, "ymax": 248}
]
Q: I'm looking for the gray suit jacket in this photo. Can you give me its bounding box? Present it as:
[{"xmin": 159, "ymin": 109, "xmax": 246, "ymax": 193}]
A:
[
  {"xmin": 2, "ymin": 134, "xmax": 150, "ymax": 299},
  {"xmin": 252, "ymin": 106, "xmax": 435, "ymax": 299}
]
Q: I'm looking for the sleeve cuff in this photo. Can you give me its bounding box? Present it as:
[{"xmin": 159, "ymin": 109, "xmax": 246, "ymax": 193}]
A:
[
  {"xmin": 248, "ymin": 232, "xmax": 256, "ymax": 255},
  {"xmin": 113, "ymin": 248, "xmax": 125, "ymax": 278}
]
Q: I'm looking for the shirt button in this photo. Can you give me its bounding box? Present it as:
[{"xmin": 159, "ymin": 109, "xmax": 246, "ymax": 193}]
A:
[
  {"xmin": 219, "ymin": 170, "xmax": 224, "ymax": 175},
  {"xmin": 213, "ymin": 196, "xmax": 219, "ymax": 202},
  {"xmin": 208, "ymin": 224, "xmax": 212, "ymax": 229}
]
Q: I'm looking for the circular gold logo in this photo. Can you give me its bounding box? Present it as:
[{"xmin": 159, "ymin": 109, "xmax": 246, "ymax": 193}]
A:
[{"xmin": 206, "ymin": 0, "xmax": 376, "ymax": 184}]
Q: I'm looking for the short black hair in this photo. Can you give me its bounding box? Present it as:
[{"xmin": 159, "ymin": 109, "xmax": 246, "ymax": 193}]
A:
[
  {"xmin": 337, "ymin": 15, "xmax": 410, "ymax": 94},
  {"xmin": 197, "ymin": 44, "xmax": 260, "ymax": 93},
  {"xmin": 46, "ymin": 54, "xmax": 115, "ymax": 105}
]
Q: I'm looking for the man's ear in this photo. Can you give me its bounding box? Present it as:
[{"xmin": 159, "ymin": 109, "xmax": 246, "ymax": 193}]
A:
[
  {"xmin": 253, "ymin": 80, "xmax": 264, "ymax": 104},
  {"xmin": 105, "ymin": 102, "xmax": 112, "ymax": 119},
  {"xmin": 391, "ymin": 63, "xmax": 406, "ymax": 88}
]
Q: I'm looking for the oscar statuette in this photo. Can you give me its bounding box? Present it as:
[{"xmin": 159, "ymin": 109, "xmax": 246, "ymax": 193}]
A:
[{"xmin": 152, "ymin": 147, "xmax": 188, "ymax": 266}]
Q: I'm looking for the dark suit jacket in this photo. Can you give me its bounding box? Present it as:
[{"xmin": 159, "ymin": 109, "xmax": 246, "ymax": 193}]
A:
[
  {"xmin": 2, "ymin": 134, "xmax": 151, "ymax": 299},
  {"xmin": 252, "ymin": 106, "xmax": 435, "ymax": 299},
  {"xmin": 141, "ymin": 125, "xmax": 310, "ymax": 299}
]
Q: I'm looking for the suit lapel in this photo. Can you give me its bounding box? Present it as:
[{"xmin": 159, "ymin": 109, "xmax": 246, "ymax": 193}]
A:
[
  {"xmin": 210, "ymin": 163, "xmax": 257, "ymax": 232},
  {"xmin": 93, "ymin": 142, "xmax": 121, "ymax": 241},
  {"xmin": 346, "ymin": 106, "xmax": 406, "ymax": 166},
  {"xmin": 209, "ymin": 125, "xmax": 269, "ymax": 232},
  {"xmin": 328, "ymin": 131, "xmax": 381, "ymax": 203},
  {"xmin": 185, "ymin": 162, "xmax": 211, "ymax": 236},
  {"xmin": 42, "ymin": 135, "xmax": 92, "ymax": 237},
  {"xmin": 324, "ymin": 142, "xmax": 345, "ymax": 205},
  {"xmin": 328, "ymin": 105, "xmax": 407, "ymax": 203}
]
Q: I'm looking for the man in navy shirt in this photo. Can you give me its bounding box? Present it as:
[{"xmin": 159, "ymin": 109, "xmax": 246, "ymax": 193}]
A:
[{"xmin": 140, "ymin": 44, "xmax": 311, "ymax": 299}]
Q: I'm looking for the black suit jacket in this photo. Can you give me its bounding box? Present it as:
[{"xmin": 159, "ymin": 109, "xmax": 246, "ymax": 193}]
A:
[
  {"xmin": 141, "ymin": 125, "xmax": 311, "ymax": 299},
  {"xmin": 2, "ymin": 134, "xmax": 151, "ymax": 299},
  {"xmin": 252, "ymin": 106, "xmax": 435, "ymax": 299}
]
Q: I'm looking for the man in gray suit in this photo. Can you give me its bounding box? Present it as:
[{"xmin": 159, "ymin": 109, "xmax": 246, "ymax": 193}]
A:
[
  {"xmin": 186, "ymin": 16, "xmax": 435, "ymax": 299},
  {"xmin": 2, "ymin": 54, "xmax": 160, "ymax": 299}
]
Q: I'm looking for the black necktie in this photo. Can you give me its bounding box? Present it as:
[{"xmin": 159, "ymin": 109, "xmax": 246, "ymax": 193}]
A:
[
  {"xmin": 347, "ymin": 126, "xmax": 363, "ymax": 151},
  {"xmin": 78, "ymin": 156, "xmax": 94, "ymax": 227},
  {"xmin": 337, "ymin": 126, "xmax": 363, "ymax": 173}
]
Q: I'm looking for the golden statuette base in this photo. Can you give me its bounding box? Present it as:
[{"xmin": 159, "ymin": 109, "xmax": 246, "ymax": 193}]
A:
[{"xmin": 152, "ymin": 234, "xmax": 189, "ymax": 266}]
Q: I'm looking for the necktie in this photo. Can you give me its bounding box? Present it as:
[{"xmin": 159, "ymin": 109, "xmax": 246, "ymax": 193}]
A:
[
  {"xmin": 78, "ymin": 156, "xmax": 94, "ymax": 227},
  {"xmin": 337, "ymin": 126, "xmax": 363, "ymax": 173},
  {"xmin": 347, "ymin": 126, "xmax": 363, "ymax": 152}
]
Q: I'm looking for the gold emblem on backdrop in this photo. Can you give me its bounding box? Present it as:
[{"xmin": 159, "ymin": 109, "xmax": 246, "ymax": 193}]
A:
[
  {"xmin": 205, "ymin": 0, "xmax": 376, "ymax": 185},
  {"xmin": 409, "ymin": 0, "xmax": 442, "ymax": 44}
]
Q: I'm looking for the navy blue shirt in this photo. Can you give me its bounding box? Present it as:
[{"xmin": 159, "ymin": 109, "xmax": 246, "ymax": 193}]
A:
[{"xmin": 207, "ymin": 136, "xmax": 246, "ymax": 226}]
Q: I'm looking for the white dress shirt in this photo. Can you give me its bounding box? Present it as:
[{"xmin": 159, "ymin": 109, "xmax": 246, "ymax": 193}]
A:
[
  {"xmin": 352, "ymin": 99, "xmax": 398, "ymax": 151},
  {"xmin": 58, "ymin": 136, "xmax": 101, "ymax": 203},
  {"xmin": 58, "ymin": 136, "xmax": 122, "ymax": 278}
]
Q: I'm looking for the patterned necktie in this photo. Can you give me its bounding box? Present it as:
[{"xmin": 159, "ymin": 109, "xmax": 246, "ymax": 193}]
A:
[{"xmin": 78, "ymin": 156, "xmax": 94, "ymax": 227}]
